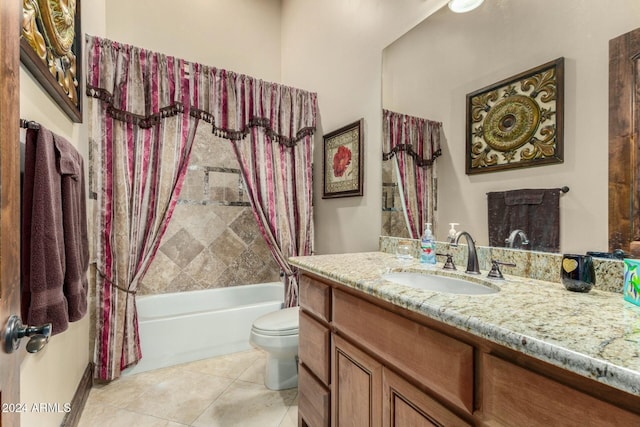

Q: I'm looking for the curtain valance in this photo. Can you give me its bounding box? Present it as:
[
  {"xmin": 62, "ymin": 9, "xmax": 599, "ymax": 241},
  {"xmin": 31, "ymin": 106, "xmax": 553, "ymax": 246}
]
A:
[
  {"xmin": 382, "ymin": 109, "xmax": 442, "ymax": 167},
  {"xmin": 85, "ymin": 35, "xmax": 317, "ymax": 145}
]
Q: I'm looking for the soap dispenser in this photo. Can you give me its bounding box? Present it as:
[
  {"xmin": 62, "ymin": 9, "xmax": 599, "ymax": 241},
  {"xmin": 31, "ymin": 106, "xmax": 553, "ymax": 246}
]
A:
[
  {"xmin": 420, "ymin": 223, "xmax": 437, "ymax": 265},
  {"xmin": 447, "ymin": 223, "xmax": 459, "ymax": 243}
]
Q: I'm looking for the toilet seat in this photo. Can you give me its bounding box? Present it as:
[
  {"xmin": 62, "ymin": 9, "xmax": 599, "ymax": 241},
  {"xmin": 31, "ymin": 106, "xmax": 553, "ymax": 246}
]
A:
[{"xmin": 251, "ymin": 307, "xmax": 299, "ymax": 337}]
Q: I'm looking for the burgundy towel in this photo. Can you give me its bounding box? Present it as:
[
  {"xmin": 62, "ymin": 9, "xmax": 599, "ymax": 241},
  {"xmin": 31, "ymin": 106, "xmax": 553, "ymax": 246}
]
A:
[{"xmin": 21, "ymin": 126, "xmax": 89, "ymax": 335}]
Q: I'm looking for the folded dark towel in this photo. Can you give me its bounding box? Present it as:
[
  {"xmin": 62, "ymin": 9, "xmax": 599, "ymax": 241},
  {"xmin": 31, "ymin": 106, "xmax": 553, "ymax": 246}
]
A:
[{"xmin": 21, "ymin": 126, "xmax": 89, "ymax": 335}]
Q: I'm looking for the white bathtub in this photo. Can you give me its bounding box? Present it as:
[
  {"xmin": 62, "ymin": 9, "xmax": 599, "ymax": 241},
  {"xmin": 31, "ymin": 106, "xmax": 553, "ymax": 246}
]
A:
[{"xmin": 123, "ymin": 282, "xmax": 284, "ymax": 375}]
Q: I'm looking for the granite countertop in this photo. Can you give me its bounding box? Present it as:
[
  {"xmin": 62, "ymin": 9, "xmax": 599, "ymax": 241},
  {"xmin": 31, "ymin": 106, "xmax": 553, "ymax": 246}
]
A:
[{"xmin": 290, "ymin": 252, "xmax": 640, "ymax": 397}]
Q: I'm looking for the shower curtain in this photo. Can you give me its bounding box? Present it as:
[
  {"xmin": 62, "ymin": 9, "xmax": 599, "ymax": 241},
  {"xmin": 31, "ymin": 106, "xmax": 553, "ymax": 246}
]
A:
[
  {"xmin": 382, "ymin": 109, "xmax": 442, "ymax": 238},
  {"xmin": 86, "ymin": 35, "xmax": 317, "ymax": 381}
]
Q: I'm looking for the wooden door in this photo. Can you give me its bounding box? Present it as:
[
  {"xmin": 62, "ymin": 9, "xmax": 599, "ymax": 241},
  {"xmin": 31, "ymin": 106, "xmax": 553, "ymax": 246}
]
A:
[
  {"xmin": 0, "ymin": 1, "xmax": 23, "ymax": 426},
  {"xmin": 609, "ymin": 27, "xmax": 640, "ymax": 256},
  {"xmin": 332, "ymin": 335, "xmax": 382, "ymax": 427}
]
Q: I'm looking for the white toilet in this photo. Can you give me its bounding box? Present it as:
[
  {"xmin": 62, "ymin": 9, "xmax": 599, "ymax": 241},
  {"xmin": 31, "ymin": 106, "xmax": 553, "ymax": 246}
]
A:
[{"xmin": 249, "ymin": 306, "xmax": 299, "ymax": 390}]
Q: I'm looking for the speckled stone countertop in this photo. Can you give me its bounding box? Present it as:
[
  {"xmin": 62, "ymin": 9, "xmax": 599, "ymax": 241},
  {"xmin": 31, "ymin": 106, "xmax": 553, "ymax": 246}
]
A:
[{"xmin": 289, "ymin": 252, "xmax": 640, "ymax": 397}]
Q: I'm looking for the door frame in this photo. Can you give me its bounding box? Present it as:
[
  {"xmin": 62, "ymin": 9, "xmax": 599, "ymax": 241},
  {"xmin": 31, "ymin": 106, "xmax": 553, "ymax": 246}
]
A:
[
  {"xmin": 609, "ymin": 27, "xmax": 640, "ymax": 256},
  {"xmin": 0, "ymin": 0, "xmax": 25, "ymax": 426}
]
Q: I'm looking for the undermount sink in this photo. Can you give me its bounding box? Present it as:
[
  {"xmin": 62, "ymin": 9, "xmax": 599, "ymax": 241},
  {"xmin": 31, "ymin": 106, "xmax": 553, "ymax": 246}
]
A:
[{"xmin": 381, "ymin": 271, "xmax": 499, "ymax": 295}]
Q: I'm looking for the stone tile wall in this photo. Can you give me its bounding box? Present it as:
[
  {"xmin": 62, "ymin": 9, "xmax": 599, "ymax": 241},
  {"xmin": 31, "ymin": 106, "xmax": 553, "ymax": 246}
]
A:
[{"xmin": 139, "ymin": 126, "xmax": 281, "ymax": 295}]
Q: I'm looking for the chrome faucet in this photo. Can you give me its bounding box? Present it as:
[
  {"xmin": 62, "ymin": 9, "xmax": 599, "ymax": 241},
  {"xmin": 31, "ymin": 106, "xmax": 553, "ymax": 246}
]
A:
[
  {"xmin": 451, "ymin": 231, "xmax": 480, "ymax": 275},
  {"xmin": 505, "ymin": 229, "xmax": 529, "ymax": 248}
]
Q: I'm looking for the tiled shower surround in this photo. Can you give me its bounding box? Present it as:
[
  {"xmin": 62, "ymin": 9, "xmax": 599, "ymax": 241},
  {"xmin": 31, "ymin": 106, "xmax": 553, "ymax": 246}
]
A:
[{"xmin": 139, "ymin": 126, "xmax": 281, "ymax": 295}]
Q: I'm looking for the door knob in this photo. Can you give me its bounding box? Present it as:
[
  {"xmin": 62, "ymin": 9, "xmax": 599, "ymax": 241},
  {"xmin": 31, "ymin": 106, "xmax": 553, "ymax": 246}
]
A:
[{"xmin": 3, "ymin": 315, "xmax": 51, "ymax": 354}]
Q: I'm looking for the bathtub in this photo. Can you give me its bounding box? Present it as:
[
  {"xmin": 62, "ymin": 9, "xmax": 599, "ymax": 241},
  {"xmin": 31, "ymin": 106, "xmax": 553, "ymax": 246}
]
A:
[{"xmin": 123, "ymin": 282, "xmax": 284, "ymax": 375}]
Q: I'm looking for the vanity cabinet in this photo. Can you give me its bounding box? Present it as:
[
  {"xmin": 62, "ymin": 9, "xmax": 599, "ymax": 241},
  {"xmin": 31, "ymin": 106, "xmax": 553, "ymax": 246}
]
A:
[{"xmin": 297, "ymin": 271, "xmax": 640, "ymax": 426}]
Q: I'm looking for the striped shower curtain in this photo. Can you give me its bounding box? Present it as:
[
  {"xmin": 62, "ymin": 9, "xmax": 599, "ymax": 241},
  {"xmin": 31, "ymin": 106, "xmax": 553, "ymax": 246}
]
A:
[
  {"xmin": 86, "ymin": 35, "xmax": 317, "ymax": 381},
  {"xmin": 86, "ymin": 36, "xmax": 201, "ymax": 381},
  {"xmin": 190, "ymin": 64, "xmax": 316, "ymax": 308},
  {"xmin": 382, "ymin": 109, "xmax": 442, "ymax": 238},
  {"xmin": 232, "ymin": 127, "xmax": 314, "ymax": 307}
]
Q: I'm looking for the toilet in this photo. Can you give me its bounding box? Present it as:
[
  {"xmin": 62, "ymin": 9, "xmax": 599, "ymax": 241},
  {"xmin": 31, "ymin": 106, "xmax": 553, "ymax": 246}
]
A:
[{"xmin": 249, "ymin": 306, "xmax": 299, "ymax": 390}]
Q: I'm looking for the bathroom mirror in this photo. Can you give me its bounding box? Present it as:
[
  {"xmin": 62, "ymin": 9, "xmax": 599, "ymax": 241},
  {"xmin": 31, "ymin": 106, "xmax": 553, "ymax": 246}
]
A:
[{"xmin": 381, "ymin": 0, "xmax": 640, "ymax": 255}]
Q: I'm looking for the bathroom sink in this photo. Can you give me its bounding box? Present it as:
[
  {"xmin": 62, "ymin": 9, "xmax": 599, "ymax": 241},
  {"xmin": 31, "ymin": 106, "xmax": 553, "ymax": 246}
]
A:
[{"xmin": 381, "ymin": 272, "xmax": 499, "ymax": 295}]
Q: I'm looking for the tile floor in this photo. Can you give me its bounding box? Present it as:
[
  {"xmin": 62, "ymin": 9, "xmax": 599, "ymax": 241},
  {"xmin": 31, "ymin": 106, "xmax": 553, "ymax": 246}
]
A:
[{"xmin": 78, "ymin": 349, "xmax": 298, "ymax": 427}]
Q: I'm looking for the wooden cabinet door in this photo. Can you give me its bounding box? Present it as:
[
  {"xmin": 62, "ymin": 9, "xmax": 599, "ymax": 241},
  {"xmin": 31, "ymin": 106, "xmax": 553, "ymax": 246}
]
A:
[
  {"xmin": 383, "ymin": 368, "xmax": 470, "ymax": 427},
  {"xmin": 332, "ymin": 335, "xmax": 382, "ymax": 427}
]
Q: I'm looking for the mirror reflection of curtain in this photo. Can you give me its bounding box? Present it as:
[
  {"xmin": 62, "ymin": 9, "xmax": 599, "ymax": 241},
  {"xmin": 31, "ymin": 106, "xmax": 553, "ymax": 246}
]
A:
[{"xmin": 382, "ymin": 110, "xmax": 442, "ymax": 238}]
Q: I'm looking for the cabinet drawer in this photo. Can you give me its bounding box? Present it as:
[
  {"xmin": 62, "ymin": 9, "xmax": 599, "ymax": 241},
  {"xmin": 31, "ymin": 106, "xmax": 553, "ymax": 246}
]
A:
[
  {"xmin": 299, "ymin": 310, "xmax": 331, "ymax": 385},
  {"xmin": 299, "ymin": 364, "xmax": 330, "ymax": 427},
  {"xmin": 333, "ymin": 289, "xmax": 474, "ymax": 414},
  {"xmin": 481, "ymin": 354, "xmax": 640, "ymax": 426},
  {"xmin": 299, "ymin": 275, "xmax": 331, "ymax": 323}
]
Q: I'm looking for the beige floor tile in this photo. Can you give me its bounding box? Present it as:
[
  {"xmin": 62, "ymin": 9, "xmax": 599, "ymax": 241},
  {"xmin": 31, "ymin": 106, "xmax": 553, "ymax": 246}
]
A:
[
  {"xmin": 90, "ymin": 364, "xmax": 186, "ymax": 408},
  {"xmin": 191, "ymin": 380, "xmax": 298, "ymax": 427},
  {"xmin": 180, "ymin": 348, "xmax": 263, "ymax": 379},
  {"xmin": 80, "ymin": 350, "xmax": 298, "ymax": 426},
  {"xmin": 237, "ymin": 353, "xmax": 266, "ymax": 384},
  {"xmin": 125, "ymin": 370, "xmax": 234, "ymax": 425},
  {"xmin": 279, "ymin": 403, "xmax": 298, "ymax": 427},
  {"xmin": 78, "ymin": 400, "xmax": 187, "ymax": 427}
]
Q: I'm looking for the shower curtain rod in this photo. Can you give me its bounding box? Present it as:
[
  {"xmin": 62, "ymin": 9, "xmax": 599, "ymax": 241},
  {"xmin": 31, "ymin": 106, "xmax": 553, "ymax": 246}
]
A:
[{"xmin": 19, "ymin": 119, "xmax": 40, "ymax": 130}]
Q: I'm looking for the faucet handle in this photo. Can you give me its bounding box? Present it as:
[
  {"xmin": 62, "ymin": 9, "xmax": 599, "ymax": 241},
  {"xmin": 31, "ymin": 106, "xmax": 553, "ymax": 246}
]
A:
[
  {"xmin": 436, "ymin": 253, "xmax": 456, "ymax": 271},
  {"xmin": 488, "ymin": 259, "xmax": 516, "ymax": 279}
]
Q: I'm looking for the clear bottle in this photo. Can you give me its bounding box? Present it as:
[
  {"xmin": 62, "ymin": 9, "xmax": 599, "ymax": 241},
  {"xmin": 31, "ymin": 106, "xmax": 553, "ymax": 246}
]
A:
[
  {"xmin": 448, "ymin": 223, "xmax": 459, "ymax": 243},
  {"xmin": 420, "ymin": 223, "xmax": 437, "ymax": 265}
]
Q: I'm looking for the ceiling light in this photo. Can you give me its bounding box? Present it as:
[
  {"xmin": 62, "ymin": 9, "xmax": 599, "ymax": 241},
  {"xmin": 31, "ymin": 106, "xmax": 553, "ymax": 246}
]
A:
[{"xmin": 448, "ymin": 0, "xmax": 484, "ymax": 13}]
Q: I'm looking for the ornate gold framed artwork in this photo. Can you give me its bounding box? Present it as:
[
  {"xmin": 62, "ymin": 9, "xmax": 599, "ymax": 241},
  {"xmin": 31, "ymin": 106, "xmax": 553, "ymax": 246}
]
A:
[
  {"xmin": 466, "ymin": 57, "xmax": 564, "ymax": 174},
  {"xmin": 322, "ymin": 119, "xmax": 364, "ymax": 198},
  {"xmin": 21, "ymin": 0, "xmax": 82, "ymax": 122}
]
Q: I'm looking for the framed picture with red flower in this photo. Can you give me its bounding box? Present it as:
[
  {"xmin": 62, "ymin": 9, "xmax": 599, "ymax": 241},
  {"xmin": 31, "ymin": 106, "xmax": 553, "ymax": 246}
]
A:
[{"xmin": 322, "ymin": 119, "xmax": 364, "ymax": 198}]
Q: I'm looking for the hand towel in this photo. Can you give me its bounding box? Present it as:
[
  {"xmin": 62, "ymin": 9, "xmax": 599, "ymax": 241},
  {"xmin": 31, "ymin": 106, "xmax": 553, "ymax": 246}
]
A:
[{"xmin": 487, "ymin": 188, "xmax": 560, "ymax": 252}]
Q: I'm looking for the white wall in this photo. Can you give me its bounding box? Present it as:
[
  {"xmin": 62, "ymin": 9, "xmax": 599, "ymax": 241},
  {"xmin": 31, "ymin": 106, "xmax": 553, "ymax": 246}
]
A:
[
  {"xmin": 105, "ymin": 0, "xmax": 282, "ymax": 83},
  {"xmin": 19, "ymin": 1, "xmax": 106, "ymax": 426},
  {"xmin": 280, "ymin": 0, "xmax": 447, "ymax": 254},
  {"xmin": 383, "ymin": 0, "xmax": 640, "ymax": 254}
]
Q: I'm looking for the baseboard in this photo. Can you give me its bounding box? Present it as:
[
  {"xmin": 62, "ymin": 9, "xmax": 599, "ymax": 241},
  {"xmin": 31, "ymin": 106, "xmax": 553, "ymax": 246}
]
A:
[{"xmin": 60, "ymin": 362, "xmax": 93, "ymax": 427}]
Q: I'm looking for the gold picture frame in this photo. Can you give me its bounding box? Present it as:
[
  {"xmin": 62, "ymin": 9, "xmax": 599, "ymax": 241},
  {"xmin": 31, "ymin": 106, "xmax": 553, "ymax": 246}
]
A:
[
  {"xmin": 322, "ymin": 119, "xmax": 364, "ymax": 198},
  {"xmin": 466, "ymin": 57, "xmax": 564, "ymax": 174},
  {"xmin": 21, "ymin": 0, "xmax": 82, "ymax": 123}
]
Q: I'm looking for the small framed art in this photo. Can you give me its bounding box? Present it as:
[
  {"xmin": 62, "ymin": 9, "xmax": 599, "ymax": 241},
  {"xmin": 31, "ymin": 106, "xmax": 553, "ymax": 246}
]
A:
[{"xmin": 322, "ymin": 119, "xmax": 364, "ymax": 198}]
